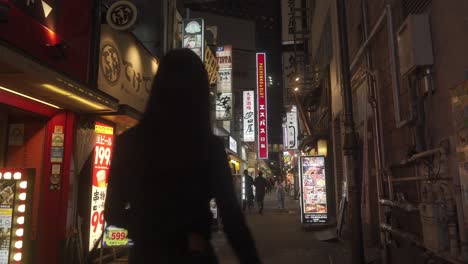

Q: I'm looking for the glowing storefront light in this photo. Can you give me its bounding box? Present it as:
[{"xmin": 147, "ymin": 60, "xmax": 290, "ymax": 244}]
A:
[
  {"xmin": 13, "ymin": 252, "xmax": 22, "ymax": 261},
  {"xmin": 14, "ymin": 241, "xmax": 23, "ymax": 249},
  {"xmin": 18, "ymin": 205, "xmax": 25, "ymax": 213},
  {"xmin": 13, "ymin": 172, "xmax": 22, "ymax": 179},
  {"xmin": 16, "ymin": 229, "xmax": 24, "ymax": 237},
  {"xmin": 17, "ymin": 217, "xmax": 25, "ymax": 225},
  {"xmin": 3, "ymin": 172, "xmax": 11, "ymax": 179},
  {"xmin": 19, "ymin": 181, "xmax": 27, "ymax": 189},
  {"xmin": 19, "ymin": 193, "xmax": 26, "ymax": 201}
]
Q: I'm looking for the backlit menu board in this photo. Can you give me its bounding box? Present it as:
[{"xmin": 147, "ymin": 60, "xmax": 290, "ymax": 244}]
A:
[
  {"xmin": 89, "ymin": 123, "xmax": 114, "ymax": 251},
  {"xmin": 299, "ymin": 156, "xmax": 328, "ymax": 224},
  {"xmin": 0, "ymin": 169, "xmax": 35, "ymax": 264}
]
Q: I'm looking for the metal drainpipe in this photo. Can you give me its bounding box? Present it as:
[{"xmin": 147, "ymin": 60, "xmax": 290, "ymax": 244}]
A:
[
  {"xmin": 361, "ymin": 1, "xmax": 388, "ymax": 263},
  {"xmin": 336, "ymin": 0, "xmax": 364, "ymax": 263}
]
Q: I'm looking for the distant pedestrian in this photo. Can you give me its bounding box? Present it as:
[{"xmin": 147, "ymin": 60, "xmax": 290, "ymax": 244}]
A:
[
  {"xmin": 254, "ymin": 171, "xmax": 267, "ymax": 214},
  {"xmin": 105, "ymin": 49, "xmax": 260, "ymax": 264},
  {"xmin": 276, "ymin": 177, "xmax": 286, "ymax": 209},
  {"xmin": 242, "ymin": 170, "xmax": 254, "ymax": 213}
]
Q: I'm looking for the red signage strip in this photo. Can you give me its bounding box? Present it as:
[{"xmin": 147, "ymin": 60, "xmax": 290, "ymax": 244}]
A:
[{"xmin": 256, "ymin": 53, "xmax": 268, "ymax": 159}]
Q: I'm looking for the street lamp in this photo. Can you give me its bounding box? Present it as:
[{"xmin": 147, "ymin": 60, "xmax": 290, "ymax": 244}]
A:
[{"xmin": 294, "ymin": 87, "xmax": 299, "ymax": 92}]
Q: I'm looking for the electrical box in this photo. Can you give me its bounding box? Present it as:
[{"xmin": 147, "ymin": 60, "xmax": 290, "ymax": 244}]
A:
[{"xmin": 397, "ymin": 14, "xmax": 434, "ymax": 76}]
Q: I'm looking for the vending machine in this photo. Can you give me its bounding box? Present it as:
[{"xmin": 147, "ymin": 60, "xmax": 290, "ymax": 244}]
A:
[
  {"xmin": 0, "ymin": 168, "xmax": 35, "ymax": 264},
  {"xmin": 299, "ymin": 156, "xmax": 328, "ymax": 224}
]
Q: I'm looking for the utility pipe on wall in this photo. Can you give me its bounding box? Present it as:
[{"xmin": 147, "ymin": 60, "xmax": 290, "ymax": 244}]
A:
[{"xmin": 349, "ymin": 4, "xmax": 412, "ymax": 129}]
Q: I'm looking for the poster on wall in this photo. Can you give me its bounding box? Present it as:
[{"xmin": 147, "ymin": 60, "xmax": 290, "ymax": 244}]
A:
[
  {"xmin": 243, "ymin": 91, "xmax": 255, "ymax": 142},
  {"xmin": 300, "ymin": 156, "xmax": 328, "ymax": 224},
  {"xmin": 0, "ymin": 182, "xmax": 14, "ymax": 264},
  {"xmin": 216, "ymin": 93, "xmax": 233, "ymax": 120},
  {"xmin": 183, "ymin": 18, "xmax": 205, "ymax": 61},
  {"xmin": 89, "ymin": 123, "xmax": 114, "ymax": 251}
]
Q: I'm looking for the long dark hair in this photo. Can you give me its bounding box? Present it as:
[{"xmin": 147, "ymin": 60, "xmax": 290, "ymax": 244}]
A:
[{"xmin": 140, "ymin": 49, "xmax": 212, "ymax": 138}]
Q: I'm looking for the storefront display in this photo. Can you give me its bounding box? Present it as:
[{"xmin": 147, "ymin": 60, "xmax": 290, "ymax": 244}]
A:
[
  {"xmin": 299, "ymin": 156, "xmax": 328, "ymax": 224},
  {"xmin": 88, "ymin": 122, "xmax": 114, "ymax": 251},
  {"xmin": 0, "ymin": 168, "xmax": 34, "ymax": 264}
]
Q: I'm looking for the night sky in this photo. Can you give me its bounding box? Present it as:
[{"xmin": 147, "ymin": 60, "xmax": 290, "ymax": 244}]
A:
[{"xmin": 184, "ymin": 0, "xmax": 284, "ymax": 144}]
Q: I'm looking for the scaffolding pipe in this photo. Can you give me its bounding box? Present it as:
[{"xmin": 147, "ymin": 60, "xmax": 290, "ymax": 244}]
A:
[
  {"xmin": 380, "ymin": 223, "xmax": 423, "ymax": 247},
  {"xmin": 380, "ymin": 199, "xmax": 419, "ymax": 212},
  {"xmin": 361, "ymin": 1, "xmax": 388, "ymax": 263},
  {"xmin": 349, "ymin": 4, "xmax": 412, "ymax": 129},
  {"xmin": 406, "ymin": 147, "xmax": 444, "ymax": 163}
]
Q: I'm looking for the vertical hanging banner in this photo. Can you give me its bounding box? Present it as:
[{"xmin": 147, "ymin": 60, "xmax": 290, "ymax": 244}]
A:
[
  {"xmin": 281, "ymin": 0, "xmax": 302, "ymax": 45},
  {"xmin": 89, "ymin": 123, "xmax": 114, "ymax": 251},
  {"xmin": 286, "ymin": 111, "xmax": 298, "ymax": 149},
  {"xmin": 182, "ymin": 18, "xmax": 205, "ymax": 61},
  {"xmin": 256, "ymin": 53, "xmax": 268, "ymax": 159},
  {"xmin": 216, "ymin": 93, "xmax": 233, "ymax": 120},
  {"xmin": 243, "ymin": 91, "xmax": 255, "ymax": 142},
  {"xmin": 216, "ymin": 45, "xmax": 233, "ymax": 93}
]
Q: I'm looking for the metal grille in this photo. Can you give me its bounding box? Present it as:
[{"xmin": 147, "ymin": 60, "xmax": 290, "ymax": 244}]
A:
[{"xmin": 403, "ymin": 0, "xmax": 432, "ymax": 16}]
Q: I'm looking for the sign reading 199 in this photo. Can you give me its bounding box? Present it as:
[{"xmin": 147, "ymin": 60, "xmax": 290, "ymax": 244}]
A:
[{"xmin": 95, "ymin": 146, "xmax": 111, "ymax": 166}]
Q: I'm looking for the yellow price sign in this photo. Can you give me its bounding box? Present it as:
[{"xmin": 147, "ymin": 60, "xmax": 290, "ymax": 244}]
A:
[{"xmin": 103, "ymin": 227, "xmax": 129, "ymax": 247}]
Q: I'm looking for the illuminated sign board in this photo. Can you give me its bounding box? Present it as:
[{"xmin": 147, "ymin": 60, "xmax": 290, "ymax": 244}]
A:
[
  {"xmin": 256, "ymin": 53, "xmax": 268, "ymax": 159},
  {"xmin": 243, "ymin": 91, "xmax": 255, "ymax": 142},
  {"xmin": 89, "ymin": 123, "xmax": 114, "ymax": 251},
  {"xmin": 0, "ymin": 168, "xmax": 35, "ymax": 264},
  {"xmin": 299, "ymin": 156, "xmax": 328, "ymax": 224},
  {"xmin": 183, "ymin": 18, "xmax": 205, "ymax": 61},
  {"xmin": 216, "ymin": 93, "xmax": 232, "ymax": 120},
  {"xmin": 285, "ymin": 111, "xmax": 298, "ymax": 150}
]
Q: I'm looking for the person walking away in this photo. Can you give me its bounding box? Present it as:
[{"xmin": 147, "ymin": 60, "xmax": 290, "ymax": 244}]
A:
[
  {"xmin": 254, "ymin": 171, "xmax": 267, "ymax": 214},
  {"xmin": 104, "ymin": 49, "xmax": 260, "ymax": 264},
  {"xmin": 242, "ymin": 170, "xmax": 254, "ymax": 213},
  {"xmin": 276, "ymin": 177, "xmax": 286, "ymax": 209}
]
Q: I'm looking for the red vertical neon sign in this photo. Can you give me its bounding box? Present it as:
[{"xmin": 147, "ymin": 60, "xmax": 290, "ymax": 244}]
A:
[{"xmin": 256, "ymin": 53, "xmax": 268, "ymax": 159}]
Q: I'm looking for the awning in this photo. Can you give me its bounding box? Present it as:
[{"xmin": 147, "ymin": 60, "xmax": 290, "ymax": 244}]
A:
[
  {"xmin": 0, "ymin": 42, "xmax": 119, "ymax": 113},
  {"xmin": 99, "ymin": 104, "xmax": 142, "ymax": 134}
]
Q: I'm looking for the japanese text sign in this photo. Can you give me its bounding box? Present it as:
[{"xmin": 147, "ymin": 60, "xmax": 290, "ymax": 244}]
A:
[
  {"xmin": 243, "ymin": 91, "xmax": 255, "ymax": 142},
  {"xmin": 256, "ymin": 53, "xmax": 268, "ymax": 159}
]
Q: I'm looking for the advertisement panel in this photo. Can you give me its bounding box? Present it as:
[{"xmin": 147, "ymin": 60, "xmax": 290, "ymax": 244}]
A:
[
  {"xmin": 216, "ymin": 45, "xmax": 233, "ymax": 69},
  {"xmin": 183, "ymin": 18, "xmax": 205, "ymax": 61},
  {"xmin": 0, "ymin": 169, "xmax": 34, "ymax": 264},
  {"xmin": 256, "ymin": 53, "xmax": 268, "ymax": 159},
  {"xmin": 243, "ymin": 91, "xmax": 255, "ymax": 142},
  {"xmin": 285, "ymin": 111, "xmax": 298, "ymax": 150},
  {"xmin": 98, "ymin": 25, "xmax": 159, "ymax": 113},
  {"xmin": 229, "ymin": 136, "xmax": 237, "ymax": 153},
  {"xmin": 89, "ymin": 123, "xmax": 114, "ymax": 251},
  {"xmin": 216, "ymin": 93, "xmax": 233, "ymax": 120},
  {"xmin": 300, "ymin": 156, "xmax": 328, "ymax": 224},
  {"xmin": 282, "ymin": 52, "xmax": 299, "ymax": 106},
  {"xmin": 281, "ymin": 0, "xmax": 302, "ymax": 45},
  {"xmin": 217, "ymin": 68, "xmax": 232, "ymax": 93}
]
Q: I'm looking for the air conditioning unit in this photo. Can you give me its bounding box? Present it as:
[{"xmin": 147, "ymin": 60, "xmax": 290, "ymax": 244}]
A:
[{"xmin": 397, "ymin": 14, "xmax": 434, "ymax": 76}]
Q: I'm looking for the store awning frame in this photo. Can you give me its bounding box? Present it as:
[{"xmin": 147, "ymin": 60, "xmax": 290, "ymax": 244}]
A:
[{"xmin": 0, "ymin": 41, "xmax": 119, "ymax": 113}]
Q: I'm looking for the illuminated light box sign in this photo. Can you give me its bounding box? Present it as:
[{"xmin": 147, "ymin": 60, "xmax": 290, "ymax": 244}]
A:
[
  {"xmin": 89, "ymin": 123, "xmax": 114, "ymax": 251},
  {"xmin": 256, "ymin": 53, "xmax": 268, "ymax": 159},
  {"xmin": 0, "ymin": 168, "xmax": 35, "ymax": 264},
  {"xmin": 102, "ymin": 226, "xmax": 131, "ymax": 247},
  {"xmin": 299, "ymin": 156, "xmax": 328, "ymax": 224}
]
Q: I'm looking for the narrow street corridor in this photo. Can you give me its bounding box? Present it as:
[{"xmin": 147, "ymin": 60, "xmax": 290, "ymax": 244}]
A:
[{"xmin": 212, "ymin": 193, "xmax": 348, "ymax": 264}]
